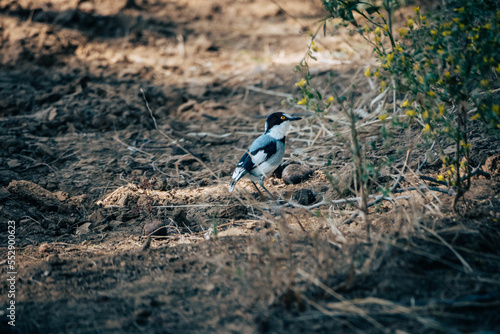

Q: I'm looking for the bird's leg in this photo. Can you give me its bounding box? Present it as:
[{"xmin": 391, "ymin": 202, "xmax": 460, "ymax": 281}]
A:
[
  {"xmin": 251, "ymin": 181, "xmax": 267, "ymax": 201},
  {"xmin": 259, "ymin": 176, "xmax": 277, "ymax": 201}
]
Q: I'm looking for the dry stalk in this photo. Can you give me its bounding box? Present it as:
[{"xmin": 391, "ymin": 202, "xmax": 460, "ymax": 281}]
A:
[{"xmin": 419, "ymin": 224, "xmax": 473, "ymax": 273}]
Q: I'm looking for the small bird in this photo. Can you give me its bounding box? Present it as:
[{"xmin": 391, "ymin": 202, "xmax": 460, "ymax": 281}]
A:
[{"xmin": 228, "ymin": 112, "xmax": 302, "ymax": 197}]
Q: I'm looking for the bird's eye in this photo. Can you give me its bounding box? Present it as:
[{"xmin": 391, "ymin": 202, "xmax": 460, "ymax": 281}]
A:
[{"xmin": 280, "ymin": 116, "xmax": 286, "ymax": 120}]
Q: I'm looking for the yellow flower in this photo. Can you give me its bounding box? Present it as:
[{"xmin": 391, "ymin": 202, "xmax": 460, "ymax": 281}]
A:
[
  {"xmin": 444, "ymin": 70, "xmax": 450, "ymax": 78},
  {"xmin": 480, "ymin": 79, "xmax": 489, "ymax": 87},
  {"xmin": 383, "ymin": 24, "xmax": 389, "ymax": 31},
  {"xmin": 461, "ymin": 141, "xmax": 472, "ymax": 149},
  {"xmin": 459, "ymin": 23, "xmax": 465, "ymax": 29},
  {"xmin": 379, "ymin": 114, "xmax": 388, "ymax": 121},
  {"xmin": 398, "ymin": 28, "xmax": 408, "ymax": 38},
  {"xmin": 402, "ymin": 100, "xmax": 410, "ymax": 107},
  {"xmin": 364, "ymin": 67, "xmax": 371, "ymax": 77},
  {"xmin": 452, "ymin": 17, "xmax": 460, "ymax": 23},
  {"xmin": 297, "ymin": 97, "xmax": 307, "ymax": 105},
  {"xmin": 414, "ymin": 7, "xmax": 419, "ymax": 13},
  {"xmin": 423, "ymin": 123, "xmax": 431, "ymax": 132},
  {"xmin": 375, "ymin": 27, "xmax": 381, "ymax": 36},
  {"xmin": 427, "ymin": 91, "xmax": 435, "ymax": 97},
  {"xmin": 493, "ymin": 105, "xmax": 499, "ymax": 115},
  {"xmin": 496, "ymin": 64, "xmax": 500, "ymax": 73},
  {"xmin": 430, "ymin": 29, "xmax": 437, "ymax": 35},
  {"xmin": 484, "ymin": 23, "xmax": 491, "ymax": 29},
  {"xmin": 437, "ymin": 48, "xmax": 445, "ymax": 54},
  {"xmin": 471, "ymin": 113, "xmax": 480, "ymax": 120},
  {"xmin": 406, "ymin": 109, "xmax": 416, "ymax": 117},
  {"xmin": 418, "ymin": 76, "xmax": 424, "ymax": 84},
  {"xmin": 437, "ymin": 175, "xmax": 445, "ymax": 181},
  {"xmin": 386, "ymin": 53, "xmax": 394, "ymax": 62},
  {"xmin": 327, "ymin": 96, "xmax": 334, "ymax": 103},
  {"xmin": 395, "ymin": 45, "xmax": 403, "ymax": 52},
  {"xmin": 413, "ymin": 63, "xmax": 420, "ymax": 70},
  {"xmin": 407, "ymin": 18, "xmax": 414, "ymax": 28},
  {"xmin": 438, "ymin": 104, "xmax": 445, "ymax": 115},
  {"xmin": 455, "ymin": 7, "xmax": 465, "ymax": 13},
  {"xmin": 422, "ymin": 110, "xmax": 429, "ymax": 119},
  {"xmin": 311, "ymin": 41, "xmax": 320, "ymax": 52},
  {"xmin": 295, "ymin": 78, "xmax": 307, "ymax": 88}
]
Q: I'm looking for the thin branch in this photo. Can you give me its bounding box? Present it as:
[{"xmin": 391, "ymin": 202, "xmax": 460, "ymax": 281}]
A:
[{"xmin": 419, "ymin": 224, "xmax": 473, "ymax": 273}]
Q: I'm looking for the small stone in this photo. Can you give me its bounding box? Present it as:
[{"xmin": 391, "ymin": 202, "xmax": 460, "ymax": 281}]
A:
[
  {"xmin": 39, "ymin": 243, "xmax": 50, "ymax": 254},
  {"xmin": 7, "ymin": 159, "xmax": 22, "ymax": 169},
  {"xmin": 282, "ymin": 164, "xmax": 314, "ymax": 185},
  {"xmin": 143, "ymin": 219, "xmax": 168, "ymax": 236},
  {"xmin": 292, "ymin": 189, "xmax": 316, "ymax": 206},
  {"xmin": 88, "ymin": 209, "xmax": 104, "ymax": 224}
]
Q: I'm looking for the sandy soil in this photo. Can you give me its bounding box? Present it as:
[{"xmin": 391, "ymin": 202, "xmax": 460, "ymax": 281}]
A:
[{"xmin": 1, "ymin": 0, "xmax": 499, "ymax": 333}]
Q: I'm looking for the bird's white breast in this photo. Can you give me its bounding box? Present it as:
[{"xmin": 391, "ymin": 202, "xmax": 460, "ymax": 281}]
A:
[{"xmin": 267, "ymin": 121, "xmax": 290, "ymax": 140}]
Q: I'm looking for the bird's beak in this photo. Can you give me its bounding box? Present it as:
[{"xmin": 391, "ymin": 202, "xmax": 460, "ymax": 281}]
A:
[{"xmin": 287, "ymin": 115, "xmax": 302, "ymax": 121}]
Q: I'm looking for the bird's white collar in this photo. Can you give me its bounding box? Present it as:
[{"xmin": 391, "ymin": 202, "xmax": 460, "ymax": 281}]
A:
[{"xmin": 266, "ymin": 121, "xmax": 290, "ymax": 140}]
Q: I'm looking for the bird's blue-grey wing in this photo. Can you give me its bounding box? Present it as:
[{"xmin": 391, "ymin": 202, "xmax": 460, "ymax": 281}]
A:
[
  {"xmin": 229, "ymin": 135, "xmax": 271, "ymax": 192},
  {"xmin": 249, "ymin": 135, "xmax": 284, "ymax": 177},
  {"xmin": 228, "ymin": 134, "xmax": 283, "ymax": 192}
]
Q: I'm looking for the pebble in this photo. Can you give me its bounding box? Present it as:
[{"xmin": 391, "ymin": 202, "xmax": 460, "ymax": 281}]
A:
[
  {"xmin": 292, "ymin": 189, "xmax": 316, "ymax": 206},
  {"xmin": 282, "ymin": 164, "xmax": 314, "ymax": 185}
]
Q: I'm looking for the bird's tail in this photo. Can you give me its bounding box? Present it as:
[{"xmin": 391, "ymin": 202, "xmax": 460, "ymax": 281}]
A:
[
  {"xmin": 228, "ymin": 166, "xmax": 247, "ymax": 192},
  {"xmin": 228, "ymin": 179, "xmax": 236, "ymax": 193}
]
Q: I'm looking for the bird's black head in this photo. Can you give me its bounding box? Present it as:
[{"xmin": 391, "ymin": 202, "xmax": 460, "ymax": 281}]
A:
[{"xmin": 264, "ymin": 112, "xmax": 302, "ymax": 134}]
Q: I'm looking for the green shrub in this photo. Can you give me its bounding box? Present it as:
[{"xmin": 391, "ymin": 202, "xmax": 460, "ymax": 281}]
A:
[{"xmin": 299, "ymin": 0, "xmax": 499, "ymax": 209}]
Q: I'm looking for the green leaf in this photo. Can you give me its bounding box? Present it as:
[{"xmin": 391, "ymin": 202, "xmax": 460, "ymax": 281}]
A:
[{"xmin": 365, "ymin": 6, "xmax": 379, "ymax": 15}]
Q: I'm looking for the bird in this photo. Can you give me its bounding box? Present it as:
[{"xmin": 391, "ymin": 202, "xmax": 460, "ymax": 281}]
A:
[{"xmin": 228, "ymin": 112, "xmax": 302, "ymax": 198}]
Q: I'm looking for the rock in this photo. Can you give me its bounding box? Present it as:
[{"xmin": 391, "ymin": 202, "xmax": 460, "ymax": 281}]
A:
[
  {"xmin": 75, "ymin": 222, "xmax": 91, "ymax": 235},
  {"xmin": 282, "ymin": 164, "xmax": 314, "ymax": 185},
  {"xmin": 143, "ymin": 219, "xmax": 169, "ymax": 236},
  {"xmin": 88, "ymin": 209, "xmax": 104, "ymax": 224},
  {"xmin": 7, "ymin": 159, "xmax": 22, "ymax": 169},
  {"xmin": 292, "ymin": 189, "xmax": 316, "ymax": 206},
  {"xmin": 7, "ymin": 180, "xmax": 61, "ymax": 211},
  {"xmin": 39, "ymin": 243, "xmax": 50, "ymax": 254}
]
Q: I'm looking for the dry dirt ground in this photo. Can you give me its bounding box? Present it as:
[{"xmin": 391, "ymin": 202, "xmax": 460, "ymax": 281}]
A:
[{"xmin": 1, "ymin": 0, "xmax": 500, "ymax": 333}]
